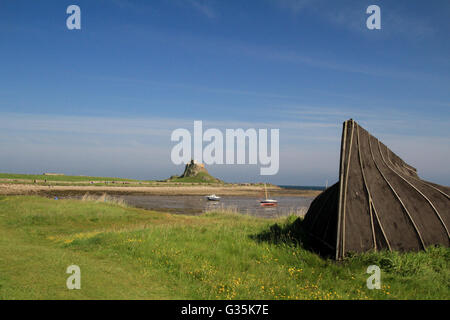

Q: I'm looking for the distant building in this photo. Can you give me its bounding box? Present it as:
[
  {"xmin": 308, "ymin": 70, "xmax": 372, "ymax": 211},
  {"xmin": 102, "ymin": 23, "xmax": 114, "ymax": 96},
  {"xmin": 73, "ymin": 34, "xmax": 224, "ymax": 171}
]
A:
[
  {"xmin": 43, "ymin": 173, "xmax": 65, "ymax": 176},
  {"xmin": 191, "ymin": 159, "xmax": 205, "ymax": 168}
]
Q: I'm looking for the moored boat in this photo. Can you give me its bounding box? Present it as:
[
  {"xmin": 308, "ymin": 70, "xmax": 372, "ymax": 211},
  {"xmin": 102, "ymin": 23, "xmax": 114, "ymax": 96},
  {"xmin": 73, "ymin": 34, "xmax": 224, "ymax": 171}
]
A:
[
  {"xmin": 260, "ymin": 184, "xmax": 278, "ymax": 206},
  {"xmin": 260, "ymin": 199, "xmax": 278, "ymax": 207},
  {"xmin": 206, "ymin": 194, "xmax": 221, "ymax": 201}
]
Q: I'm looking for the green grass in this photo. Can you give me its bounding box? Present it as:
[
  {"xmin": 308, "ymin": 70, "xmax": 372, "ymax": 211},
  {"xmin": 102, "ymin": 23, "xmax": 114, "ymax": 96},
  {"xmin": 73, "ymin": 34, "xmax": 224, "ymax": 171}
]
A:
[
  {"xmin": 167, "ymin": 172, "xmax": 223, "ymax": 183},
  {"xmin": 0, "ymin": 172, "xmax": 226, "ymax": 185},
  {"xmin": 0, "ymin": 172, "xmax": 142, "ymax": 183},
  {"xmin": 0, "ymin": 196, "xmax": 448, "ymax": 300}
]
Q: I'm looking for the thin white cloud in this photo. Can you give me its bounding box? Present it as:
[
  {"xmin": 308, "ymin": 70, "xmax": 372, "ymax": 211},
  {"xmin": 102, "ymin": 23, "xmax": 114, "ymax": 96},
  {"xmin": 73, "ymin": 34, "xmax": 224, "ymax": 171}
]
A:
[
  {"xmin": 101, "ymin": 20, "xmax": 446, "ymax": 82},
  {"xmin": 236, "ymin": 43, "xmax": 438, "ymax": 80},
  {"xmin": 270, "ymin": 0, "xmax": 314, "ymax": 14},
  {"xmin": 187, "ymin": 0, "xmax": 216, "ymax": 19},
  {"xmin": 1, "ymin": 112, "xmax": 449, "ymax": 184},
  {"xmin": 270, "ymin": 0, "xmax": 436, "ymax": 39}
]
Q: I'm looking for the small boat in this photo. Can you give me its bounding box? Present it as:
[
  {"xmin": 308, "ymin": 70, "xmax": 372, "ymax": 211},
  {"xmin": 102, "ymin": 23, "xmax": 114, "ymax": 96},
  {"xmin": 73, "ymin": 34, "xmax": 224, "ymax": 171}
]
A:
[
  {"xmin": 260, "ymin": 184, "xmax": 278, "ymax": 207},
  {"xmin": 260, "ymin": 199, "xmax": 278, "ymax": 207},
  {"xmin": 206, "ymin": 194, "xmax": 221, "ymax": 201}
]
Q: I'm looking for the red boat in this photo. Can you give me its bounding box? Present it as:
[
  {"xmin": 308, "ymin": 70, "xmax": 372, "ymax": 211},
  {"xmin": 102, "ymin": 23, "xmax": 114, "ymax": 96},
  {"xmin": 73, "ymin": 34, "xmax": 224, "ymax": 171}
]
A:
[
  {"xmin": 260, "ymin": 199, "xmax": 278, "ymax": 207},
  {"xmin": 260, "ymin": 184, "xmax": 278, "ymax": 207}
]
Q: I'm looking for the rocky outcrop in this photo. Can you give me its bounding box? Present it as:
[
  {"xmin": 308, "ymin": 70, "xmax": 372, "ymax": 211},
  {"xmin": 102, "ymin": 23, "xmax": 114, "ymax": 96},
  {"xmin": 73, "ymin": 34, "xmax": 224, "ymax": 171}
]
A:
[
  {"xmin": 169, "ymin": 160, "xmax": 222, "ymax": 183},
  {"xmin": 180, "ymin": 160, "xmax": 208, "ymax": 178}
]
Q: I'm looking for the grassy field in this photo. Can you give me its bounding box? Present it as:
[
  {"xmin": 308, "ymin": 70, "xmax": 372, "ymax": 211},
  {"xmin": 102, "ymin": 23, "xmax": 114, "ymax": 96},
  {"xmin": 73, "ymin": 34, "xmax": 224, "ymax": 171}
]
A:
[
  {"xmin": 0, "ymin": 196, "xmax": 448, "ymax": 300},
  {"xmin": 167, "ymin": 172, "xmax": 223, "ymax": 183},
  {"xmin": 0, "ymin": 173, "xmax": 286, "ymax": 192},
  {"xmin": 0, "ymin": 172, "xmax": 227, "ymax": 186},
  {"xmin": 0, "ymin": 173, "xmax": 143, "ymax": 183}
]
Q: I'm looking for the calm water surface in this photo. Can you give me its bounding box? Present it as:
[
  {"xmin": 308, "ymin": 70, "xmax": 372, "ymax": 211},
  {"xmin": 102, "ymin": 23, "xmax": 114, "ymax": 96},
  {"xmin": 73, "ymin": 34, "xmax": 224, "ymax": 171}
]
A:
[{"xmin": 118, "ymin": 195, "xmax": 313, "ymax": 218}]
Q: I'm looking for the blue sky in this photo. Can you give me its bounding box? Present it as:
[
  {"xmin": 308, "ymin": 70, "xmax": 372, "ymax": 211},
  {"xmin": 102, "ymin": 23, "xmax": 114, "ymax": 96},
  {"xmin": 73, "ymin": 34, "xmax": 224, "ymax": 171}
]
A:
[{"xmin": 0, "ymin": 0, "xmax": 449, "ymax": 185}]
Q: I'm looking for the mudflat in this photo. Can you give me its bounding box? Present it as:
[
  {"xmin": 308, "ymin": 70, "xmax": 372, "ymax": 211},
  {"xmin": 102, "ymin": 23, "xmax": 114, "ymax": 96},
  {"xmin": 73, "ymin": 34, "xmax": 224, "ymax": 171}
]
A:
[{"xmin": 0, "ymin": 183, "xmax": 321, "ymax": 197}]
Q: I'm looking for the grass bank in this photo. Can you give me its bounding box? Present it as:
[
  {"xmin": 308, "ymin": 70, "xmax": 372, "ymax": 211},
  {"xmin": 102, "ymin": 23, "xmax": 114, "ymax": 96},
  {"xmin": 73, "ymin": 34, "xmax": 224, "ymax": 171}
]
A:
[
  {"xmin": 0, "ymin": 172, "xmax": 141, "ymax": 183},
  {"xmin": 0, "ymin": 196, "xmax": 448, "ymax": 299}
]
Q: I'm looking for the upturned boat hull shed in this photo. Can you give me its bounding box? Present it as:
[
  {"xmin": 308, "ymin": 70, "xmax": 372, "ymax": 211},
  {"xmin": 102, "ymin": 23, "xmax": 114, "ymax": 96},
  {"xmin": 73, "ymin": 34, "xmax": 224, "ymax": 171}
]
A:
[{"xmin": 302, "ymin": 119, "xmax": 450, "ymax": 260}]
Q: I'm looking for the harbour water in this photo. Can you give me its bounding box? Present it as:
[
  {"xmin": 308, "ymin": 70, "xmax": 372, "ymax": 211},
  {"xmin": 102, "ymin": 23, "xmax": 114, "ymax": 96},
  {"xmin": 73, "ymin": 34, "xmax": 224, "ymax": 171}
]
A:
[{"xmin": 118, "ymin": 194, "xmax": 314, "ymax": 218}]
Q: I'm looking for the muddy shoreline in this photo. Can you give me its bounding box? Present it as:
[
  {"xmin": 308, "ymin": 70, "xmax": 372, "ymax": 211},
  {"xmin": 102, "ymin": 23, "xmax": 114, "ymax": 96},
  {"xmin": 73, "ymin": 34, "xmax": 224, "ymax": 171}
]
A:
[{"xmin": 0, "ymin": 183, "xmax": 322, "ymax": 198}]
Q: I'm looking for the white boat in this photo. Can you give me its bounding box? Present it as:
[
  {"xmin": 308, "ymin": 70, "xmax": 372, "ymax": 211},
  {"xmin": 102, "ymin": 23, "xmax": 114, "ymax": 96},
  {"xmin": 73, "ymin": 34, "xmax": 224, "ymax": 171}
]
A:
[
  {"xmin": 206, "ymin": 194, "xmax": 221, "ymax": 201},
  {"xmin": 260, "ymin": 184, "xmax": 278, "ymax": 207},
  {"xmin": 260, "ymin": 199, "xmax": 278, "ymax": 206}
]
